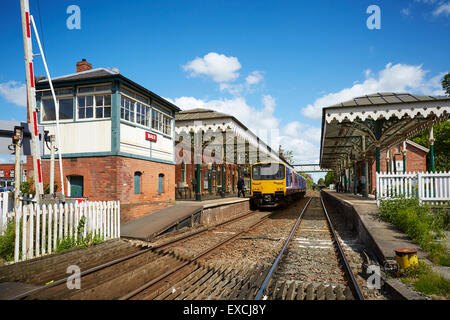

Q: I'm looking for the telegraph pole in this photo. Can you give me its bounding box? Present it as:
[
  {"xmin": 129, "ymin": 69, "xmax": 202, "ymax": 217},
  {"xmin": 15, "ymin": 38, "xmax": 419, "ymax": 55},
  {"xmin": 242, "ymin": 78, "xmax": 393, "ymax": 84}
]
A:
[{"xmin": 20, "ymin": 0, "xmax": 43, "ymax": 203}]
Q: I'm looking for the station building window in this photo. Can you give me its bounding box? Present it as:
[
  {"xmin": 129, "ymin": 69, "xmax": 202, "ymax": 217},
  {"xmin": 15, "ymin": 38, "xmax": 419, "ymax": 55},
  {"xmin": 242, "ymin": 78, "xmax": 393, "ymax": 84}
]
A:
[
  {"xmin": 77, "ymin": 84, "xmax": 111, "ymax": 120},
  {"xmin": 151, "ymin": 104, "xmax": 172, "ymax": 135},
  {"xmin": 41, "ymin": 87, "xmax": 74, "ymax": 122},
  {"xmin": 120, "ymin": 86, "xmax": 150, "ymax": 127}
]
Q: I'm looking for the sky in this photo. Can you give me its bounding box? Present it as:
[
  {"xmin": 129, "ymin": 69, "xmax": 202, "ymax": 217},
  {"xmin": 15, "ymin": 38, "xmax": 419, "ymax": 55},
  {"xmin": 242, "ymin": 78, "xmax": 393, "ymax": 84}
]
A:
[{"xmin": 0, "ymin": 0, "xmax": 449, "ymax": 182}]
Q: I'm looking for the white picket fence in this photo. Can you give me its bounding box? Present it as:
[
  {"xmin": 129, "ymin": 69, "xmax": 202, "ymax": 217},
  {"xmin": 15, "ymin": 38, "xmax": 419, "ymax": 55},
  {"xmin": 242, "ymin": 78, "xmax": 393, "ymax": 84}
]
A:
[
  {"xmin": 2, "ymin": 200, "xmax": 120, "ymax": 263},
  {"xmin": 376, "ymin": 171, "xmax": 450, "ymax": 206},
  {"xmin": 1, "ymin": 191, "xmax": 14, "ymax": 233}
]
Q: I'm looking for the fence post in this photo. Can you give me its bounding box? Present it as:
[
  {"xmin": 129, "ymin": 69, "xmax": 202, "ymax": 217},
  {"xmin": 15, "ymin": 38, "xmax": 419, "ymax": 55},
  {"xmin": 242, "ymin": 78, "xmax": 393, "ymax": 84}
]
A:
[
  {"xmin": 14, "ymin": 205, "xmax": 21, "ymax": 263},
  {"xmin": 22, "ymin": 205, "xmax": 27, "ymax": 261},
  {"xmin": 28, "ymin": 204, "xmax": 34, "ymax": 260},
  {"xmin": 35, "ymin": 204, "xmax": 40, "ymax": 258},
  {"xmin": 42, "ymin": 204, "xmax": 47, "ymax": 256},
  {"xmin": 118, "ymin": 201, "xmax": 120, "ymax": 238},
  {"xmin": 418, "ymin": 172, "xmax": 423, "ymax": 205},
  {"xmin": 0, "ymin": 192, "xmax": 7, "ymax": 234}
]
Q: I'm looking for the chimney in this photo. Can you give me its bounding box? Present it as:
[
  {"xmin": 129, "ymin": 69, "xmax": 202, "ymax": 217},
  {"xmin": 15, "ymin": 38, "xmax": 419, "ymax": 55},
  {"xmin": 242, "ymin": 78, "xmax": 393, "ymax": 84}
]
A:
[{"xmin": 76, "ymin": 59, "xmax": 92, "ymax": 73}]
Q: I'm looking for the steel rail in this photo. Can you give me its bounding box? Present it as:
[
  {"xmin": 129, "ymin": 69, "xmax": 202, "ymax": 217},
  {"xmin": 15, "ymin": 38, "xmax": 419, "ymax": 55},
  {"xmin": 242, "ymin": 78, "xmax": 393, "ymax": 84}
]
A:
[
  {"xmin": 11, "ymin": 192, "xmax": 312, "ymax": 300},
  {"xmin": 118, "ymin": 192, "xmax": 314, "ymax": 300},
  {"xmin": 319, "ymin": 193, "xmax": 364, "ymax": 300},
  {"xmin": 118, "ymin": 209, "xmax": 280, "ymax": 300},
  {"xmin": 254, "ymin": 197, "xmax": 313, "ymax": 300},
  {"xmin": 8, "ymin": 207, "xmax": 260, "ymax": 300}
]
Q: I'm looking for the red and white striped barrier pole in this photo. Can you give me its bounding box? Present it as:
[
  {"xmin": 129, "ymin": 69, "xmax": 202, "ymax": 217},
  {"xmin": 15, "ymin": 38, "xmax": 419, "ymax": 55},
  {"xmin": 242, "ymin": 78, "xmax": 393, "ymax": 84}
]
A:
[{"xmin": 20, "ymin": 0, "xmax": 43, "ymax": 203}]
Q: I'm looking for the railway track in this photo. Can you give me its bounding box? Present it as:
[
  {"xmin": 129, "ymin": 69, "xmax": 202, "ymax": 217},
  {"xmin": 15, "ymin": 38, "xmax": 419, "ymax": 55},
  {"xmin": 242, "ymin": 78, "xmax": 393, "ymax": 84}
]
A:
[
  {"xmin": 5, "ymin": 191, "xmax": 376, "ymax": 300},
  {"xmin": 254, "ymin": 194, "xmax": 364, "ymax": 300},
  {"xmin": 133, "ymin": 192, "xmax": 366, "ymax": 300},
  {"xmin": 6, "ymin": 197, "xmax": 298, "ymax": 300}
]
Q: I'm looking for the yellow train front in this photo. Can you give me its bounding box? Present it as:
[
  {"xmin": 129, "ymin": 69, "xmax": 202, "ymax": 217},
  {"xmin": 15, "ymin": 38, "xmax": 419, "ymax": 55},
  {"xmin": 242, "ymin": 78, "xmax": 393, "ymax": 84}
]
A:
[{"xmin": 250, "ymin": 162, "xmax": 307, "ymax": 209}]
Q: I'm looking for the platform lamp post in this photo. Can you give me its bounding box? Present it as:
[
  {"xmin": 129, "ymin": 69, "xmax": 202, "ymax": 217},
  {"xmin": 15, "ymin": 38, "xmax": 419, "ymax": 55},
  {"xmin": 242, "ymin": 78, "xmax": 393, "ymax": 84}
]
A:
[
  {"xmin": 221, "ymin": 130, "xmax": 226, "ymax": 198},
  {"xmin": 386, "ymin": 149, "xmax": 390, "ymax": 174},
  {"xmin": 375, "ymin": 142, "xmax": 381, "ymax": 174},
  {"xmin": 429, "ymin": 126, "xmax": 435, "ymax": 173},
  {"xmin": 361, "ymin": 136, "xmax": 367, "ymax": 197},
  {"xmin": 207, "ymin": 163, "xmax": 212, "ymax": 195},
  {"xmin": 402, "ymin": 140, "xmax": 407, "ymax": 174},
  {"xmin": 353, "ymin": 159, "xmax": 357, "ymax": 195},
  {"xmin": 193, "ymin": 125, "xmax": 202, "ymax": 201}
]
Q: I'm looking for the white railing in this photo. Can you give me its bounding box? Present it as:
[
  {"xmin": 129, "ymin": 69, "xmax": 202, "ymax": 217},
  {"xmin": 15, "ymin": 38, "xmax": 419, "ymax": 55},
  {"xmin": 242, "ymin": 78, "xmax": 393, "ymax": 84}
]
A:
[
  {"xmin": 3, "ymin": 200, "xmax": 120, "ymax": 263},
  {"xmin": 376, "ymin": 171, "xmax": 450, "ymax": 206}
]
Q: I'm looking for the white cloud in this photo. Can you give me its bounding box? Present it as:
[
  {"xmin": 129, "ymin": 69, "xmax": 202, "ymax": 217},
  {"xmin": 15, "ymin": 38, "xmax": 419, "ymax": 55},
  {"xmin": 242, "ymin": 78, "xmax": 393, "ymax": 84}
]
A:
[
  {"xmin": 182, "ymin": 52, "xmax": 242, "ymax": 82},
  {"xmin": 0, "ymin": 81, "xmax": 26, "ymax": 107},
  {"xmin": 219, "ymin": 83, "xmax": 244, "ymax": 96},
  {"xmin": 401, "ymin": 7, "xmax": 411, "ymax": 16},
  {"xmin": 245, "ymin": 71, "xmax": 264, "ymax": 86},
  {"xmin": 173, "ymin": 94, "xmax": 322, "ymax": 164},
  {"xmin": 301, "ymin": 63, "xmax": 446, "ymax": 119},
  {"xmin": 219, "ymin": 71, "xmax": 264, "ymax": 96},
  {"xmin": 178, "ymin": 53, "xmax": 320, "ymax": 164},
  {"xmin": 433, "ymin": 2, "xmax": 450, "ymax": 16}
]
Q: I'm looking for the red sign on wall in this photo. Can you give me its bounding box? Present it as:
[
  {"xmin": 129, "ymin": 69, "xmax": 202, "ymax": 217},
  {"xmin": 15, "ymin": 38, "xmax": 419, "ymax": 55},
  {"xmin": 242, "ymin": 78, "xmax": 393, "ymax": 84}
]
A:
[{"xmin": 145, "ymin": 132, "xmax": 157, "ymax": 142}]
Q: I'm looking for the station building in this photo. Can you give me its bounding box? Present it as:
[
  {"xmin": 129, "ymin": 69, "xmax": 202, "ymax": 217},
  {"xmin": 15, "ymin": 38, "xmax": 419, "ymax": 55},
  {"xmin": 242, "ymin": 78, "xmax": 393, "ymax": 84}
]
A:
[
  {"xmin": 24, "ymin": 59, "xmax": 181, "ymax": 223},
  {"xmin": 174, "ymin": 108, "xmax": 284, "ymax": 200}
]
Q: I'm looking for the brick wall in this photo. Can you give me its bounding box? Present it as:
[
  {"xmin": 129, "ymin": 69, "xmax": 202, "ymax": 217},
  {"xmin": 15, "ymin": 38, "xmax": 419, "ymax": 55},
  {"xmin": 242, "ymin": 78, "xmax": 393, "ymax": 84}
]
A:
[
  {"xmin": 368, "ymin": 143, "xmax": 427, "ymax": 194},
  {"xmin": 0, "ymin": 164, "xmax": 15, "ymax": 178},
  {"xmin": 24, "ymin": 155, "xmax": 176, "ymax": 223}
]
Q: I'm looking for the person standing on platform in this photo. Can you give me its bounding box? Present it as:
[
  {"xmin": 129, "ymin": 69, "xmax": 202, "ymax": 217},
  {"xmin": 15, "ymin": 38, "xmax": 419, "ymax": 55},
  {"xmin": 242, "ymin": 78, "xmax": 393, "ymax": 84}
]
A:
[{"xmin": 237, "ymin": 176, "xmax": 245, "ymax": 197}]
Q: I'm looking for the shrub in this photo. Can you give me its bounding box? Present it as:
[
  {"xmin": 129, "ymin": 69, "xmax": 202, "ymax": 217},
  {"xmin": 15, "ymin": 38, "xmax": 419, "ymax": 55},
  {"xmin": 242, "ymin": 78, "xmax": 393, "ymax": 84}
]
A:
[
  {"xmin": 379, "ymin": 197, "xmax": 450, "ymax": 266},
  {"xmin": 55, "ymin": 216, "xmax": 103, "ymax": 252},
  {"xmin": 0, "ymin": 220, "xmax": 16, "ymax": 261},
  {"xmin": 400, "ymin": 262, "xmax": 450, "ymax": 298}
]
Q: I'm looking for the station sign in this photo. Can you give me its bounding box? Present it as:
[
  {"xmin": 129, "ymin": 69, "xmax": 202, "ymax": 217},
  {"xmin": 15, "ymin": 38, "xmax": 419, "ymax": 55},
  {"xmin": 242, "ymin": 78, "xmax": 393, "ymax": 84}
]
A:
[{"xmin": 145, "ymin": 132, "xmax": 157, "ymax": 142}]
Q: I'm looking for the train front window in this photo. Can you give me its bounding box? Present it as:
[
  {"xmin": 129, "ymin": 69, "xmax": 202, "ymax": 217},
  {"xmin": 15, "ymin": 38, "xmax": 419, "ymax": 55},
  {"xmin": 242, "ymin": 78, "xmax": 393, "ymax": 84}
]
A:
[{"xmin": 252, "ymin": 163, "xmax": 285, "ymax": 180}]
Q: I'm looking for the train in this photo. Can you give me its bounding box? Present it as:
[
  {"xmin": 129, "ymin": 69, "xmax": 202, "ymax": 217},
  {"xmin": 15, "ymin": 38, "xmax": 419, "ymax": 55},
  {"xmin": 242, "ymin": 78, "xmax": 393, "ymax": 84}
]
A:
[{"xmin": 250, "ymin": 161, "xmax": 307, "ymax": 209}]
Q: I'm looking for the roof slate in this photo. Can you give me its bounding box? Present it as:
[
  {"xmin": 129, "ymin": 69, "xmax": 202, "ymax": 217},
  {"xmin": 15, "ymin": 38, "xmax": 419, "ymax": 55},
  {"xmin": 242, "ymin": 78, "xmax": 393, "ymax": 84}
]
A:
[{"xmin": 328, "ymin": 92, "xmax": 449, "ymax": 108}]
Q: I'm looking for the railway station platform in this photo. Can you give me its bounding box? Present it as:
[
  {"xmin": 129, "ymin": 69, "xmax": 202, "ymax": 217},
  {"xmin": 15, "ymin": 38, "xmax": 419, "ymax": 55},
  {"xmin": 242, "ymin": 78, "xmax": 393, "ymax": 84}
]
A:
[
  {"xmin": 321, "ymin": 191, "xmax": 425, "ymax": 262},
  {"xmin": 121, "ymin": 197, "xmax": 250, "ymax": 241}
]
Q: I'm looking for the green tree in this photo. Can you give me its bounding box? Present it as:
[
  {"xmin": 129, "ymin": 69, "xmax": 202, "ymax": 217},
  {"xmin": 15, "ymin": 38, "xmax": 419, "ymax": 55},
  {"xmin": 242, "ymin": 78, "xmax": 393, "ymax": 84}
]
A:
[
  {"xmin": 324, "ymin": 171, "xmax": 336, "ymax": 186},
  {"xmin": 412, "ymin": 121, "xmax": 450, "ymax": 172},
  {"xmin": 412, "ymin": 73, "xmax": 450, "ymax": 172},
  {"xmin": 317, "ymin": 178, "xmax": 325, "ymax": 185},
  {"xmin": 442, "ymin": 72, "xmax": 450, "ymax": 96},
  {"xmin": 279, "ymin": 148, "xmax": 294, "ymax": 165}
]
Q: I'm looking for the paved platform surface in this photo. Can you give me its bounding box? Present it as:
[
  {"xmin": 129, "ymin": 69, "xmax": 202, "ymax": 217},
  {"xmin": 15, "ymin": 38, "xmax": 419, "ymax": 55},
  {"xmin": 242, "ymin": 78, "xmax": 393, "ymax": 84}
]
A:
[
  {"xmin": 324, "ymin": 191, "xmax": 425, "ymax": 261},
  {"xmin": 121, "ymin": 197, "xmax": 249, "ymax": 241}
]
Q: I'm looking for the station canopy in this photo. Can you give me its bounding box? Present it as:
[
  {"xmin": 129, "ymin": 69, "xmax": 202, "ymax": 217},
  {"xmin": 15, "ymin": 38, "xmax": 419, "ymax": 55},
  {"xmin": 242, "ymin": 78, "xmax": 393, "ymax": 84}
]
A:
[
  {"xmin": 175, "ymin": 108, "xmax": 285, "ymax": 166},
  {"xmin": 320, "ymin": 93, "xmax": 450, "ymax": 171}
]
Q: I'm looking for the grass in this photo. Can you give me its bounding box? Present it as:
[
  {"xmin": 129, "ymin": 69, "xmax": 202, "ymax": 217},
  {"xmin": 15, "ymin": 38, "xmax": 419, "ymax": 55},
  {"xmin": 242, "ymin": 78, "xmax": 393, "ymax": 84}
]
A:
[
  {"xmin": 399, "ymin": 262, "xmax": 450, "ymax": 299},
  {"xmin": 379, "ymin": 196, "xmax": 450, "ymax": 266}
]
